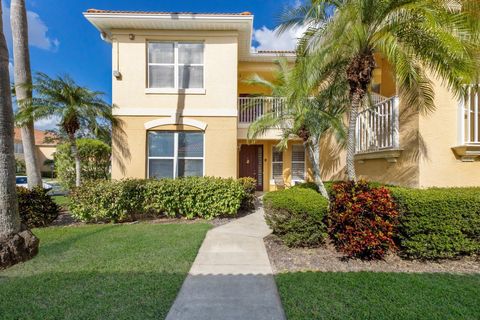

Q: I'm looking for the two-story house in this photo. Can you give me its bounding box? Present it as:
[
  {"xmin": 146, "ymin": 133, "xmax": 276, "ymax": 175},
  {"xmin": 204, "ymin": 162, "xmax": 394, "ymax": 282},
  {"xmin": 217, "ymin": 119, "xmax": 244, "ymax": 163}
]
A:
[{"xmin": 84, "ymin": 9, "xmax": 480, "ymax": 191}]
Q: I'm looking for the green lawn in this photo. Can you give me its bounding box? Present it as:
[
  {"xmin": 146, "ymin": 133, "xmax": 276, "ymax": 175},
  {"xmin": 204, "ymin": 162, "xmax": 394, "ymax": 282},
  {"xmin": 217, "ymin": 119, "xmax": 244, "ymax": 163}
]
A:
[
  {"xmin": 52, "ymin": 195, "xmax": 69, "ymax": 206},
  {"xmin": 276, "ymin": 271, "xmax": 480, "ymax": 320},
  {"xmin": 0, "ymin": 223, "xmax": 211, "ymax": 319}
]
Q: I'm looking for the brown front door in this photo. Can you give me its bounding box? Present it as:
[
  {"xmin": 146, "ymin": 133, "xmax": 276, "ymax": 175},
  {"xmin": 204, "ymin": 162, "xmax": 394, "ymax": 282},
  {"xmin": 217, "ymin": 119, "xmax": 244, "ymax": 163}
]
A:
[{"xmin": 239, "ymin": 145, "xmax": 263, "ymax": 191}]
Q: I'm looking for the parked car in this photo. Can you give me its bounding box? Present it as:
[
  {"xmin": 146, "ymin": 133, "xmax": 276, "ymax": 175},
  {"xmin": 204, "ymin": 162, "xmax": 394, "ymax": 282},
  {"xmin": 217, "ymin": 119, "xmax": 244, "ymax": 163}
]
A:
[{"xmin": 16, "ymin": 176, "xmax": 53, "ymax": 190}]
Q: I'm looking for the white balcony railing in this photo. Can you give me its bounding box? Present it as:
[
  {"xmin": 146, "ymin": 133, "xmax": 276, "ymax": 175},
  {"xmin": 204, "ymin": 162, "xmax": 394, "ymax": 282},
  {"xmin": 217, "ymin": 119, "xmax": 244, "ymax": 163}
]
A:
[
  {"xmin": 459, "ymin": 84, "xmax": 480, "ymax": 145},
  {"xmin": 355, "ymin": 96, "xmax": 400, "ymax": 153},
  {"xmin": 238, "ymin": 97, "xmax": 286, "ymax": 124}
]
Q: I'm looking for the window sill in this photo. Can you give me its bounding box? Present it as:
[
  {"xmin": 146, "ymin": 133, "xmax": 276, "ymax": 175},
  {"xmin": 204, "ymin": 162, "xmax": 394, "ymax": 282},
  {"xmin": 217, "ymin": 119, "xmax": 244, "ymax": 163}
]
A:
[
  {"xmin": 355, "ymin": 149, "xmax": 402, "ymax": 163},
  {"xmin": 145, "ymin": 88, "xmax": 206, "ymax": 95},
  {"xmin": 451, "ymin": 144, "xmax": 480, "ymax": 162}
]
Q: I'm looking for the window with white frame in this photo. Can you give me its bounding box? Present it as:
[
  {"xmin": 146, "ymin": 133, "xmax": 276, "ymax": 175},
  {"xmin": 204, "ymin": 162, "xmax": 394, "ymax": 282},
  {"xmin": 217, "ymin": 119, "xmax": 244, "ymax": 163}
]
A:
[
  {"xmin": 148, "ymin": 131, "xmax": 204, "ymax": 179},
  {"xmin": 291, "ymin": 144, "xmax": 306, "ymax": 182},
  {"xmin": 271, "ymin": 147, "xmax": 283, "ymax": 181},
  {"xmin": 14, "ymin": 143, "xmax": 24, "ymax": 154},
  {"xmin": 147, "ymin": 42, "xmax": 204, "ymax": 90}
]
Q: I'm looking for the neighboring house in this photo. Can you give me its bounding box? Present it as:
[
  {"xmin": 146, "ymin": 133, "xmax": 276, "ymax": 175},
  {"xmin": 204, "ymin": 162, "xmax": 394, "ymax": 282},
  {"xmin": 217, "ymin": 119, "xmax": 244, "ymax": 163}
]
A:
[
  {"xmin": 14, "ymin": 128, "xmax": 56, "ymax": 174},
  {"xmin": 84, "ymin": 9, "xmax": 480, "ymax": 191}
]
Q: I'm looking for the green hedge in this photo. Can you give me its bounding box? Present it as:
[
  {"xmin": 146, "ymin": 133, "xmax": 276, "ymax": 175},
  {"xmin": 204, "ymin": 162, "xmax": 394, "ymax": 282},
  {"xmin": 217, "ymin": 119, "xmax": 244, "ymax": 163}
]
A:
[
  {"xmin": 390, "ymin": 187, "xmax": 480, "ymax": 259},
  {"xmin": 17, "ymin": 187, "xmax": 60, "ymax": 228},
  {"xmin": 69, "ymin": 177, "xmax": 255, "ymax": 222},
  {"xmin": 264, "ymin": 188, "xmax": 329, "ymax": 247}
]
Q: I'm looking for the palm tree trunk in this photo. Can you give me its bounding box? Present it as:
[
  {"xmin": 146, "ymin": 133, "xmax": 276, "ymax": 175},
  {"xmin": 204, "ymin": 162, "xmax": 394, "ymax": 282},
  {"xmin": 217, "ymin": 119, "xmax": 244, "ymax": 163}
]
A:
[
  {"xmin": 346, "ymin": 93, "xmax": 361, "ymax": 181},
  {"xmin": 0, "ymin": 0, "xmax": 38, "ymax": 269},
  {"xmin": 70, "ymin": 137, "xmax": 81, "ymax": 187},
  {"xmin": 306, "ymin": 136, "xmax": 329, "ymax": 199},
  {"xmin": 0, "ymin": 2, "xmax": 20, "ymax": 239},
  {"xmin": 11, "ymin": 0, "xmax": 42, "ymax": 189}
]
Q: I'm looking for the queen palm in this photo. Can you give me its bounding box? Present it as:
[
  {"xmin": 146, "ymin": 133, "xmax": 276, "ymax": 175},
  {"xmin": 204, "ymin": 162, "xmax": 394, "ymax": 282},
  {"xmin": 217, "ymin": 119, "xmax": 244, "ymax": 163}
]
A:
[
  {"xmin": 16, "ymin": 73, "xmax": 121, "ymax": 187},
  {"xmin": 11, "ymin": 0, "xmax": 42, "ymax": 189},
  {"xmin": 0, "ymin": 0, "xmax": 38, "ymax": 269},
  {"xmin": 281, "ymin": 0, "xmax": 480, "ymax": 180},
  {"xmin": 246, "ymin": 58, "xmax": 348, "ymax": 198}
]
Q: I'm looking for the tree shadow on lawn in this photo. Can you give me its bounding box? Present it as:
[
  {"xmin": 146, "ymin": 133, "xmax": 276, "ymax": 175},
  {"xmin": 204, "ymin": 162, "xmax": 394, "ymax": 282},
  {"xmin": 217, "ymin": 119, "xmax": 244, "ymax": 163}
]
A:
[
  {"xmin": 275, "ymin": 271, "xmax": 480, "ymax": 320},
  {"xmin": 0, "ymin": 271, "xmax": 186, "ymax": 320}
]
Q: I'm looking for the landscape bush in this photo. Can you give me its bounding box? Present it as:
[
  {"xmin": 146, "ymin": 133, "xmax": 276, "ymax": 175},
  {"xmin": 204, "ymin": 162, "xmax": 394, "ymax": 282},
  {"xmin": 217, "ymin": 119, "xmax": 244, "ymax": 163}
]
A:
[
  {"xmin": 17, "ymin": 187, "xmax": 60, "ymax": 228},
  {"xmin": 390, "ymin": 187, "xmax": 480, "ymax": 259},
  {"xmin": 69, "ymin": 177, "xmax": 252, "ymax": 222},
  {"xmin": 55, "ymin": 138, "xmax": 111, "ymax": 189},
  {"xmin": 328, "ymin": 181, "xmax": 399, "ymax": 259},
  {"xmin": 237, "ymin": 177, "xmax": 257, "ymax": 211},
  {"xmin": 264, "ymin": 188, "xmax": 329, "ymax": 247}
]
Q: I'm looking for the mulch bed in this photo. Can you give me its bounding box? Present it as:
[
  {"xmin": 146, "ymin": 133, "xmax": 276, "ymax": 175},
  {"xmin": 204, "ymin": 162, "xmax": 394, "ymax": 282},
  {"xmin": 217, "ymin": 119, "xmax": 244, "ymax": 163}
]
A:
[{"xmin": 264, "ymin": 234, "xmax": 480, "ymax": 274}]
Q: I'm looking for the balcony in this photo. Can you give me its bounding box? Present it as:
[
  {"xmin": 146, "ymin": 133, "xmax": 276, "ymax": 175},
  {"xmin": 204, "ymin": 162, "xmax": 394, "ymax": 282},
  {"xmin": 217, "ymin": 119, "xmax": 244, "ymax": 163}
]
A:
[
  {"xmin": 452, "ymin": 84, "xmax": 480, "ymax": 161},
  {"xmin": 355, "ymin": 96, "xmax": 401, "ymax": 162},
  {"xmin": 238, "ymin": 97, "xmax": 286, "ymax": 125}
]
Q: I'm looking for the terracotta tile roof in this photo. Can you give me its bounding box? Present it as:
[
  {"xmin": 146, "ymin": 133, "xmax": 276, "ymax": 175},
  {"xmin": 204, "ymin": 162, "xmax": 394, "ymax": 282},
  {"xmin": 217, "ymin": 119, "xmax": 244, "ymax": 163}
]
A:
[
  {"xmin": 14, "ymin": 128, "xmax": 57, "ymax": 146},
  {"xmin": 86, "ymin": 9, "xmax": 253, "ymax": 16},
  {"xmin": 257, "ymin": 50, "xmax": 296, "ymax": 54}
]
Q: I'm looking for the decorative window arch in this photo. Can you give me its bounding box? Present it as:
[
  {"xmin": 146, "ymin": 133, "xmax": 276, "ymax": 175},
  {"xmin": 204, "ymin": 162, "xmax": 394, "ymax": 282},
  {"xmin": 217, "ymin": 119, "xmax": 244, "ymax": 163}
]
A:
[{"xmin": 144, "ymin": 117, "xmax": 207, "ymax": 131}]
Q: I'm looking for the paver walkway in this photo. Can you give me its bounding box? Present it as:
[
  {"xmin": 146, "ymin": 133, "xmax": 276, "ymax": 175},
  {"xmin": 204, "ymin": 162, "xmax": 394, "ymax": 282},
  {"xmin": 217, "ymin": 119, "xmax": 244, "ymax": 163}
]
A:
[{"xmin": 165, "ymin": 206, "xmax": 286, "ymax": 320}]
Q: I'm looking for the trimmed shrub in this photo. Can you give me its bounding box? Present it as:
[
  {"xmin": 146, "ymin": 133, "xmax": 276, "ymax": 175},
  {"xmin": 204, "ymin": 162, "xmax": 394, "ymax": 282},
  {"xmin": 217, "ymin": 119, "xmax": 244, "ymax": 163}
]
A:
[
  {"xmin": 238, "ymin": 177, "xmax": 257, "ymax": 211},
  {"xmin": 390, "ymin": 187, "xmax": 480, "ymax": 259},
  {"xmin": 69, "ymin": 177, "xmax": 247, "ymax": 222},
  {"xmin": 69, "ymin": 179, "xmax": 147, "ymax": 223},
  {"xmin": 55, "ymin": 138, "xmax": 111, "ymax": 189},
  {"xmin": 328, "ymin": 181, "xmax": 399, "ymax": 259},
  {"xmin": 264, "ymin": 188, "xmax": 329, "ymax": 247},
  {"xmin": 17, "ymin": 187, "xmax": 60, "ymax": 228}
]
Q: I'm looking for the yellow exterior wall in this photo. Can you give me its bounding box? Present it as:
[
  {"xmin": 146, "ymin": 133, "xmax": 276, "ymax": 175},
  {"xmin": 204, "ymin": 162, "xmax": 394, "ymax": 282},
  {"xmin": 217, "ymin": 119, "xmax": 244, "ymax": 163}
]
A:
[
  {"xmin": 238, "ymin": 61, "xmax": 279, "ymax": 95},
  {"xmin": 111, "ymin": 30, "xmax": 238, "ymax": 114},
  {"xmin": 36, "ymin": 145, "xmax": 56, "ymax": 172},
  {"xmin": 418, "ymin": 78, "xmax": 480, "ymax": 187},
  {"xmin": 112, "ymin": 116, "xmax": 237, "ymax": 180}
]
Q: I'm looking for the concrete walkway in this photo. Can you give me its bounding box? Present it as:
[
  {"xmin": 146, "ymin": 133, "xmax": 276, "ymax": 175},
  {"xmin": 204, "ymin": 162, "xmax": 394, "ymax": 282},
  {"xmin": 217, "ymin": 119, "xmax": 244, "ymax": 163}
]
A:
[{"xmin": 166, "ymin": 206, "xmax": 286, "ymax": 320}]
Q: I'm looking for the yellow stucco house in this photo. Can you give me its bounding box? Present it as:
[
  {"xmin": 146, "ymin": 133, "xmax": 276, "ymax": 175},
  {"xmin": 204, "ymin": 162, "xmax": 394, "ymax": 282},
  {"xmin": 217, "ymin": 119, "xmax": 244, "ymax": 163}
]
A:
[{"xmin": 84, "ymin": 9, "xmax": 480, "ymax": 191}]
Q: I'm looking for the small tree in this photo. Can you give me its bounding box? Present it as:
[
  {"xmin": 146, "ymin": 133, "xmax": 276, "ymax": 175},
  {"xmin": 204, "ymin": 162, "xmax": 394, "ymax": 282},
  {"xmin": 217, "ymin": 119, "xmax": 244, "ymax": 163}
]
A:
[
  {"xmin": 55, "ymin": 138, "xmax": 111, "ymax": 189},
  {"xmin": 281, "ymin": 0, "xmax": 480, "ymax": 181},
  {"xmin": 247, "ymin": 58, "xmax": 347, "ymax": 199},
  {"xmin": 16, "ymin": 73, "xmax": 122, "ymax": 187}
]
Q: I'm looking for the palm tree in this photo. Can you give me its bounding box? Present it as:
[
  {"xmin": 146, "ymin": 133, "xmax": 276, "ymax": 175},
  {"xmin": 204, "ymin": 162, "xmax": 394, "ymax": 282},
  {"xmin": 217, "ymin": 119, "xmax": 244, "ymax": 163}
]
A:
[
  {"xmin": 246, "ymin": 58, "xmax": 347, "ymax": 198},
  {"xmin": 281, "ymin": 0, "xmax": 480, "ymax": 180},
  {"xmin": 16, "ymin": 73, "xmax": 121, "ymax": 187},
  {"xmin": 11, "ymin": 0, "xmax": 42, "ymax": 188},
  {"xmin": 0, "ymin": 0, "xmax": 38, "ymax": 269}
]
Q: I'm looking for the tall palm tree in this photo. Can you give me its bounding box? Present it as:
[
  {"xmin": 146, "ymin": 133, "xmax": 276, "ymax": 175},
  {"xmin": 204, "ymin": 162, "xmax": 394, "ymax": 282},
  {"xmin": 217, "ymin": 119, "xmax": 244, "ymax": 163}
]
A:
[
  {"xmin": 281, "ymin": 0, "xmax": 480, "ymax": 180},
  {"xmin": 246, "ymin": 58, "xmax": 347, "ymax": 198},
  {"xmin": 11, "ymin": 0, "xmax": 42, "ymax": 188},
  {"xmin": 0, "ymin": 0, "xmax": 38, "ymax": 269},
  {"xmin": 16, "ymin": 73, "xmax": 121, "ymax": 187}
]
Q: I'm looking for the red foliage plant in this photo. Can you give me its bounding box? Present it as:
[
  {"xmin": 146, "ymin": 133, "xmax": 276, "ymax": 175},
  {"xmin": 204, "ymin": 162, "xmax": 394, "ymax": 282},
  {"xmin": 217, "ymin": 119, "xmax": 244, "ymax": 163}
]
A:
[{"xmin": 328, "ymin": 180, "xmax": 399, "ymax": 259}]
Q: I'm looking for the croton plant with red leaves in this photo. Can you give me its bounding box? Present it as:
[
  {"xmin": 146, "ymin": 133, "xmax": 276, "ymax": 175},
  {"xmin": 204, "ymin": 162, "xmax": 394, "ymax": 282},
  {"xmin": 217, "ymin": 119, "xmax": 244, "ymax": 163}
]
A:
[{"xmin": 328, "ymin": 180, "xmax": 399, "ymax": 259}]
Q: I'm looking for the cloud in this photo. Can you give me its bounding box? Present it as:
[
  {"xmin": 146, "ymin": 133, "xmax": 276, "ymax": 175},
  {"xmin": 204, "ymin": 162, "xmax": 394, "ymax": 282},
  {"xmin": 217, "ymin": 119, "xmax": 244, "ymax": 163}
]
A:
[
  {"xmin": 2, "ymin": 3, "xmax": 59, "ymax": 51},
  {"xmin": 252, "ymin": 25, "xmax": 307, "ymax": 52},
  {"xmin": 35, "ymin": 116, "xmax": 59, "ymax": 131}
]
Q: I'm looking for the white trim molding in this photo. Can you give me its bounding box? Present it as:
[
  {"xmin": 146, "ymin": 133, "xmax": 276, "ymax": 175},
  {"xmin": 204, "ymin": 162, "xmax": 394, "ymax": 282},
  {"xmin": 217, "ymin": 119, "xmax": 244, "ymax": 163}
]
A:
[
  {"xmin": 144, "ymin": 115, "xmax": 208, "ymax": 130},
  {"xmin": 114, "ymin": 107, "xmax": 237, "ymax": 117}
]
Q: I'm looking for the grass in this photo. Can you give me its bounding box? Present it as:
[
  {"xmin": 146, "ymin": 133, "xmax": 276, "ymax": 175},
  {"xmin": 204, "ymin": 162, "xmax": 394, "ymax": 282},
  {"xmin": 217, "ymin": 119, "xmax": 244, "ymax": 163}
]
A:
[
  {"xmin": 0, "ymin": 223, "xmax": 211, "ymax": 319},
  {"xmin": 276, "ymin": 271, "xmax": 480, "ymax": 320},
  {"xmin": 52, "ymin": 195, "xmax": 69, "ymax": 206}
]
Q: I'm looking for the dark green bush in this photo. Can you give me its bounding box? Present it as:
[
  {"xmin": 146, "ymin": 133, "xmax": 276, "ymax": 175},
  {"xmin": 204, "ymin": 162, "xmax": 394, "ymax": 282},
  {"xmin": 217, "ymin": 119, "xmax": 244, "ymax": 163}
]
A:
[
  {"xmin": 69, "ymin": 177, "xmax": 248, "ymax": 222},
  {"xmin": 390, "ymin": 187, "xmax": 480, "ymax": 259},
  {"xmin": 17, "ymin": 187, "xmax": 60, "ymax": 228},
  {"xmin": 264, "ymin": 188, "xmax": 329, "ymax": 247},
  {"xmin": 238, "ymin": 177, "xmax": 257, "ymax": 211}
]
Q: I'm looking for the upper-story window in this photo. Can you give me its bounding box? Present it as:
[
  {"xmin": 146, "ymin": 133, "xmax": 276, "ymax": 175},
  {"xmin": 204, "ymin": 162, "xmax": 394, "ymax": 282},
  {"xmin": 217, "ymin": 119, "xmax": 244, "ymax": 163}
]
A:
[{"xmin": 147, "ymin": 42, "xmax": 204, "ymax": 90}]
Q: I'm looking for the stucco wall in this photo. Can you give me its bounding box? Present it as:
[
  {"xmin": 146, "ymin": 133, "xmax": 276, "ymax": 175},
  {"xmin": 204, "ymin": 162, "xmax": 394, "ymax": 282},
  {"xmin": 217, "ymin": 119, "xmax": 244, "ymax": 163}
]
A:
[
  {"xmin": 111, "ymin": 30, "xmax": 238, "ymax": 116},
  {"xmin": 418, "ymin": 78, "xmax": 480, "ymax": 187},
  {"xmin": 112, "ymin": 116, "xmax": 237, "ymax": 180}
]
